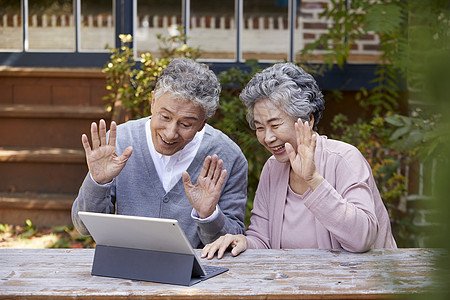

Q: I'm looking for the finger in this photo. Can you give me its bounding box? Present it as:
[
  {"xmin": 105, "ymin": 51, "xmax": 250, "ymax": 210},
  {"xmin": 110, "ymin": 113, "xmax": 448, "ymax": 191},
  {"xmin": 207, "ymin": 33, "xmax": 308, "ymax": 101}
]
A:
[
  {"xmin": 285, "ymin": 142, "xmax": 296, "ymax": 163},
  {"xmin": 81, "ymin": 134, "xmax": 92, "ymax": 155},
  {"xmin": 310, "ymin": 132, "xmax": 317, "ymax": 152},
  {"xmin": 90, "ymin": 122, "xmax": 100, "ymax": 149},
  {"xmin": 118, "ymin": 146, "xmax": 133, "ymax": 163},
  {"xmin": 200, "ymin": 156, "xmax": 212, "ymax": 178},
  {"xmin": 108, "ymin": 121, "xmax": 117, "ymax": 147},
  {"xmin": 213, "ymin": 158, "xmax": 224, "ymax": 184},
  {"xmin": 207, "ymin": 242, "xmax": 222, "ymax": 260},
  {"xmin": 230, "ymin": 235, "xmax": 247, "ymax": 256},
  {"xmin": 231, "ymin": 241, "xmax": 246, "ymax": 257},
  {"xmin": 201, "ymin": 243, "xmax": 212, "ymax": 258},
  {"xmin": 217, "ymin": 243, "xmax": 229, "ymax": 259},
  {"xmin": 215, "ymin": 169, "xmax": 227, "ymax": 190},
  {"xmin": 217, "ymin": 234, "xmax": 234, "ymax": 259},
  {"xmin": 182, "ymin": 171, "xmax": 193, "ymax": 189},
  {"xmin": 208, "ymin": 154, "xmax": 218, "ymax": 179},
  {"xmin": 302, "ymin": 121, "xmax": 311, "ymax": 146},
  {"xmin": 295, "ymin": 120, "xmax": 302, "ymax": 150},
  {"xmin": 99, "ymin": 119, "xmax": 107, "ymax": 146}
]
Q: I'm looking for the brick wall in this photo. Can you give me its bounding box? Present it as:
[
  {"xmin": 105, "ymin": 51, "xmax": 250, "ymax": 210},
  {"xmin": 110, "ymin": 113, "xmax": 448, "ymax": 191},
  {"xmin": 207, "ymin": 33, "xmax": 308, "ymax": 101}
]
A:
[{"xmin": 0, "ymin": 0, "xmax": 381, "ymax": 62}]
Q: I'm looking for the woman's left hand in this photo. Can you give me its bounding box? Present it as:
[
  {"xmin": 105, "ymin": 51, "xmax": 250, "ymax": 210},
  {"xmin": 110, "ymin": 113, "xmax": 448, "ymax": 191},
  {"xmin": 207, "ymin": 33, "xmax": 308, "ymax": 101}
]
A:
[{"xmin": 285, "ymin": 119, "xmax": 324, "ymax": 190}]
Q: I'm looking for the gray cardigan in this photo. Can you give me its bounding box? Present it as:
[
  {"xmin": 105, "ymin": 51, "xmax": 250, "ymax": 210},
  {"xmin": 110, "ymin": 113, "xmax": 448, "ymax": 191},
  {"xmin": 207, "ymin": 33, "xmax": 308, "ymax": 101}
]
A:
[{"xmin": 71, "ymin": 117, "xmax": 247, "ymax": 248}]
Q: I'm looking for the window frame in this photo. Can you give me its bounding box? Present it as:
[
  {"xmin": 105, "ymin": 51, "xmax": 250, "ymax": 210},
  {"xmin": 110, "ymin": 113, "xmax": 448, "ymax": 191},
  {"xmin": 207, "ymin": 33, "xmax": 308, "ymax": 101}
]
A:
[{"xmin": 0, "ymin": 0, "xmax": 378, "ymax": 91}]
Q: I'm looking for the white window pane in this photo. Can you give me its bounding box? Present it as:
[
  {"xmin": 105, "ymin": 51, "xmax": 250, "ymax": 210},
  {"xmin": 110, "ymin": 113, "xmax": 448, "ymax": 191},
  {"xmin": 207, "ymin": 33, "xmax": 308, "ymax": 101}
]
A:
[
  {"xmin": 28, "ymin": 0, "xmax": 75, "ymax": 51},
  {"xmin": 243, "ymin": 0, "xmax": 289, "ymax": 61},
  {"xmin": 136, "ymin": 0, "xmax": 182, "ymax": 57},
  {"xmin": 80, "ymin": 0, "xmax": 114, "ymax": 51},
  {"xmin": 190, "ymin": 0, "xmax": 235, "ymax": 60},
  {"xmin": 0, "ymin": 1, "xmax": 22, "ymax": 51}
]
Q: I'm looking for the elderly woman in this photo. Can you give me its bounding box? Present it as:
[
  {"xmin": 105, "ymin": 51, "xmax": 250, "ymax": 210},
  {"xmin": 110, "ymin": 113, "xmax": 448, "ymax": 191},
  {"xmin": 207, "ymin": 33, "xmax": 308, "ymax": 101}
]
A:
[{"xmin": 202, "ymin": 62, "xmax": 397, "ymax": 259}]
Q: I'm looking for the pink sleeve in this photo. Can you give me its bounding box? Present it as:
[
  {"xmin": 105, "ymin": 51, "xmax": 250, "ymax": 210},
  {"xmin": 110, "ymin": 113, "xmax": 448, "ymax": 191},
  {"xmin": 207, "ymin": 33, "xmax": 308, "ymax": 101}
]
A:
[
  {"xmin": 305, "ymin": 152, "xmax": 379, "ymax": 252},
  {"xmin": 245, "ymin": 161, "xmax": 272, "ymax": 249}
]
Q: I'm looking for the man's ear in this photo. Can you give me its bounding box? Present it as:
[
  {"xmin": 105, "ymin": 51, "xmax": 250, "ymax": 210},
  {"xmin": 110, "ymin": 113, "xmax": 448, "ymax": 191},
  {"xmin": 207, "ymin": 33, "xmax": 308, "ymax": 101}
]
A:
[
  {"xmin": 150, "ymin": 91, "xmax": 155, "ymax": 113},
  {"xmin": 198, "ymin": 119, "xmax": 208, "ymax": 132}
]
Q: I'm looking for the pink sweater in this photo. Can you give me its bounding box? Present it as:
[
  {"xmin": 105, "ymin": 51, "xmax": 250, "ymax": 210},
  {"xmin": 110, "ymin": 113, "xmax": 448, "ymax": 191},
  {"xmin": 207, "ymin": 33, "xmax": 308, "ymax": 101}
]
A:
[{"xmin": 246, "ymin": 135, "xmax": 397, "ymax": 252}]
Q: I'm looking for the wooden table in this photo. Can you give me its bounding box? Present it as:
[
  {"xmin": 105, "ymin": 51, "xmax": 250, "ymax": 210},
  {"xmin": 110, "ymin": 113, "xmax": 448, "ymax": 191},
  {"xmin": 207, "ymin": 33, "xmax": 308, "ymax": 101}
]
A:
[{"xmin": 0, "ymin": 248, "xmax": 443, "ymax": 299}]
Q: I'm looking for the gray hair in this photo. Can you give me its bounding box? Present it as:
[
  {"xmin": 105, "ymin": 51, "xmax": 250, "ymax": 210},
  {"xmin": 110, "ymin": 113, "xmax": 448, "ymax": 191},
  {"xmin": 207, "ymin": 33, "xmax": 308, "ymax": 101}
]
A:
[
  {"xmin": 154, "ymin": 58, "xmax": 221, "ymax": 119},
  {"xmin": 239, "ymin": 62, "xmax": 325, "ymax": 131}
]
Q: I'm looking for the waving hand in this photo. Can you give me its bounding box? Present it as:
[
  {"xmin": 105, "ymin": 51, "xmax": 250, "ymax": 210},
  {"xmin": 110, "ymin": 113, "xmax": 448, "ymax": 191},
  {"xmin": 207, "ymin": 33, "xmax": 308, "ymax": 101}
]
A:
[
  {"xmin": 285, "ymin": 119, "xmax": 324, "ymax": 190},
  {"xmin": 182, "ymin": 154, "xmax": 227, "ymax": 219},
  {"xmin": 81, "ymin": 119, "xmax": 133, "ymax": 184}
]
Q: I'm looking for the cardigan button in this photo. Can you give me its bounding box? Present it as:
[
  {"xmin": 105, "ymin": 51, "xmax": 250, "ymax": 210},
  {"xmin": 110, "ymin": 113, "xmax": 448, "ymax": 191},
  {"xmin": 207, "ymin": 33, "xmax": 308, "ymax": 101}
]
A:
[{"xmin": 163, "ymin": 196, "xmax": 169, "ymax": 203}]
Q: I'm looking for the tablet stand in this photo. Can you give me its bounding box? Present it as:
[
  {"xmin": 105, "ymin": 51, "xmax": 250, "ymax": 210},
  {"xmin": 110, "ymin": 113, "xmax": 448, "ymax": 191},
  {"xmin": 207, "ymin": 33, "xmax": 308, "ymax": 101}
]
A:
[{"xmin": 91, "ymin": 245, "xmax": 205, "ymax": 286}]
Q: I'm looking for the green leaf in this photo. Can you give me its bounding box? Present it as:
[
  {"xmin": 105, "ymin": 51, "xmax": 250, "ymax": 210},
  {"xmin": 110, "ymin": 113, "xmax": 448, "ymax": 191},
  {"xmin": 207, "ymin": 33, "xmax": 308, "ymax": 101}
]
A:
[
  {"xmin": 390, "ymin": 126, "xmax": 410, "ymax": 141},
  {"xmin": 365, "ymin": 3, "xmax": 404, "ymax": 34}
]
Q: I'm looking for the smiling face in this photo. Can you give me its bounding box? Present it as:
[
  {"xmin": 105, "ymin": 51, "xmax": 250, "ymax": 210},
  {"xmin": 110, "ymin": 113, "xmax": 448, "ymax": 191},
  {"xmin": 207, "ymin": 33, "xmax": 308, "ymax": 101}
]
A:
[
  {"xmin": 150, "ymin": 91, "xmax": 206, "ymax": 156},
  {"xmin": 253, "ymin": 99, "xmax": 312, "ymax": 164}
]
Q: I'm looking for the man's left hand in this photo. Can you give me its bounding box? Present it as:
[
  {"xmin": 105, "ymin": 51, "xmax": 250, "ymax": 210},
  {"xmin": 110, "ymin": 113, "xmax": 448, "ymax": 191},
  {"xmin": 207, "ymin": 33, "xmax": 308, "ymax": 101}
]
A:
[{"xmin": 182, "ymin": 154, "xmax": 227, "ymax": 219}]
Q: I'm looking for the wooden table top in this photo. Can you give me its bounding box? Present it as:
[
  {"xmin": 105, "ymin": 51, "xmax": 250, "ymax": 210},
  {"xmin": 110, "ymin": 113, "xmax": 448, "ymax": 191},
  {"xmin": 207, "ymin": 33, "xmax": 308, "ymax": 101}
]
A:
[{"xmin": 0, "ymin": 248, "xmax": 443, "ymax": 299}]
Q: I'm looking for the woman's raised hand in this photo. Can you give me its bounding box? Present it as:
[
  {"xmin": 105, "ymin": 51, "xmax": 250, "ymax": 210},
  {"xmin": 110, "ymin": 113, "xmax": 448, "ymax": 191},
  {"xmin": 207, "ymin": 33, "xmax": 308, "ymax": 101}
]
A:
[
  {"xmin": 81, "ymin": 119, "xmax": 133, "ymax": 184},
  {"xmin": 201, "ymin": 234, "xmax": 247, "ymax": 259},
  {"xmin": 285, "ymin": 119, "xmax": 324, "ymax": 190}
]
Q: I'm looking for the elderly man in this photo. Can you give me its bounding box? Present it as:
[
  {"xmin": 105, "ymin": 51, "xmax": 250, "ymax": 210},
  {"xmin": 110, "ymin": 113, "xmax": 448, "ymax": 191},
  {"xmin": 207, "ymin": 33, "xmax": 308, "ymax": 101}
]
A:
[{"xmin": 71, "ymin": 58, "xmax": 247, "ymax": 247}]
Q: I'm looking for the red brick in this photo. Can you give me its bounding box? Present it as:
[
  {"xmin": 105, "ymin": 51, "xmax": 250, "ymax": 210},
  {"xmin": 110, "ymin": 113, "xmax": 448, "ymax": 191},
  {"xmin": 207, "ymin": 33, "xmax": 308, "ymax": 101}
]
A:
[
  {"xmin": 303, "ymin": 22, "xmax": 327, "ymax": 29},
  {"xmin": 363, "ymin": 44, "xmax": 380, "ymax": 51},
  {"xmin": 360, "ymin": 34, "xmax": 376, "ymax": 40},
  {"xmin": 303, "ymin": 33, "xmax": 316, "ymax": 39}
]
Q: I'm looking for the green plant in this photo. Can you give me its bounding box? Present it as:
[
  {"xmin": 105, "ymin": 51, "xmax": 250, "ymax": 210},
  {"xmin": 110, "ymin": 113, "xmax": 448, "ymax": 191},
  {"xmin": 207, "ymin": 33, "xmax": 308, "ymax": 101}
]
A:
[
  {"xmin": 298, "ymin": 0, "xmax": 450, "ymax": 246},
  {"xmin": 0, "ymin": 223, "xmax": 9, "ymax": 233},
  {"xmin": 330, "ymin": 114, "xmax": 413, "ymax": 246},
  {"xmin": 102, "ymin": 32, "xmax": 201, "ymax": 123},
  {"xmin": 208, "ymin": 60, "xmax": 269, "ymax": 225},
  {"xmin": 21, "ymin": 219, "xmax": 37, "ymax": 238}
]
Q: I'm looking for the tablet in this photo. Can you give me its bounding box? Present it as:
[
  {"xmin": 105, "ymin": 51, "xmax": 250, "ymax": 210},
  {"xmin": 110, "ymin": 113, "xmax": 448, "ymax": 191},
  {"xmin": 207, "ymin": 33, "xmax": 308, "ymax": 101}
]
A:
[{"xmin": 78, "ymin": 211, "xmax": 227, "ymax": 279}]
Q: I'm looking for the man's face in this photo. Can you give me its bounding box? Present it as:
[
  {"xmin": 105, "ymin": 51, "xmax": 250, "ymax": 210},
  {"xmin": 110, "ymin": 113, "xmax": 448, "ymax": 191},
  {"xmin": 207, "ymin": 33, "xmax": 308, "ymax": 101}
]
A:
[{"xmin": 150, "ymin": 91, "xmax": 206, "ymax": 156}]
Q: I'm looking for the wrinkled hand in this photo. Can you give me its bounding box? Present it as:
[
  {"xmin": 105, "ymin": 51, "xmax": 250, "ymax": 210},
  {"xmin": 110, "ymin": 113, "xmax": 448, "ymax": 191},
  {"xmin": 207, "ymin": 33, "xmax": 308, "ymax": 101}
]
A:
[
  {"xmin": 201, "ymin": 234, "xmax": 247, "ymax": 259},
  {"xmin": 285, "ymin": 119, "xmax": 323, "ymax": 190},
  {"xmin": 81, "ymin": 119, "xmax": 133, "ymax": 184},
  {"xmin": 182, "ymin": 154, "xmax": 227, "ymax": 219}
]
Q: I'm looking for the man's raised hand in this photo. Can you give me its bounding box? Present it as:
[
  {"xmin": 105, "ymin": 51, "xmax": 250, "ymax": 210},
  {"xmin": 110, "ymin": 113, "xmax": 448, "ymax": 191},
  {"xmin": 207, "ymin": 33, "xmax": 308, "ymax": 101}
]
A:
[
  {"xmin": 182, "ymin": 154, "xmax": 227, "ymax": 219},
  {"xmin": 81, "ymin": 119, "xmax": 133, "ymax": 184}
]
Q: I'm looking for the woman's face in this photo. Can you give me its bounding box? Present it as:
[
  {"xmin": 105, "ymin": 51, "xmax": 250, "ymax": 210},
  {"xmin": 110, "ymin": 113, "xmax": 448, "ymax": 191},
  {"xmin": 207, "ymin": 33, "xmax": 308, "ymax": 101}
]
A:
[{"xmin": 253, "ymin": 99, "xmax": 312, "ymax": 164}]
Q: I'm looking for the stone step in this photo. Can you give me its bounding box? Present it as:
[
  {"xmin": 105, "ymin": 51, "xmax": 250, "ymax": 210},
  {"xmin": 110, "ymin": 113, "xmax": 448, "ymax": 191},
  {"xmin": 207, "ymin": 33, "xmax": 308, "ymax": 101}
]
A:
[
  {"xmin": 0, "ymin": 147, "xmax": 87, "ymax": 194},
  {"xmin": 0, "ymin": 104, "xmax": 111, "ymax": 148},
  {"xmin": 0, "ymin": 104, "xmax": 107, "ymax": 119},
  {"xmin": 0, "ymin": 192, "xmax": 74, "ymax": 226}
]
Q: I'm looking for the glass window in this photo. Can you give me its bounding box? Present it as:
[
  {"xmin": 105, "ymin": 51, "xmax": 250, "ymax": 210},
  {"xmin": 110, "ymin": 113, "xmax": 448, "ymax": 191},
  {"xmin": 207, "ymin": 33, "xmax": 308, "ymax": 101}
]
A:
[
  {"xmin": 80, "ymin": 0, "xmax": 114, "ymax": 51},
  {"xmin": 0, "ymin": 0, "xmax": 23, "ymax": 51},
  {"xmin": 28, "ymin": 0, "xmax": 75, "ymax": 51},
  {"xmin": 136, "ymin": 0, "xmax": 182, "ymax": 57},
  {"xmin": 190, "ymin": 0, "xmax": 236, "ymax": 60},
  {"xmin": 243, "ymin": 0, "xmax": 289, "ymax": 61}
]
